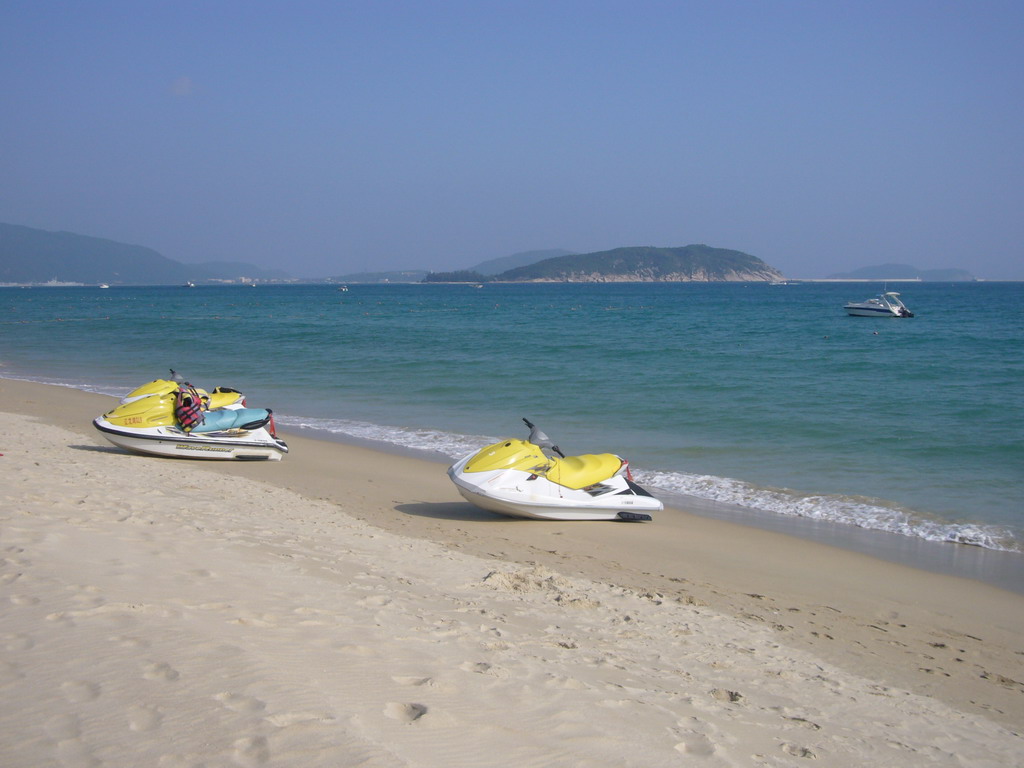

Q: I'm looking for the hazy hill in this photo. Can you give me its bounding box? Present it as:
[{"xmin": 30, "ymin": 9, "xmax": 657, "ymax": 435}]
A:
[
  {"xmin": 0, "ymin": 223, "xmax": 196, "ymax": 284},
  {"xmin": 468, "ymin": 249, "xmax": 575, "ymax": 276},
  {"xmin": 0, "ymin": 223, "xmax": 292, "ymax": 284},
  {"xmin": 827, "ymin": 263, "xmax": 975, "ymax": 281},
  {"xmin": 497, "ymin": 245, "xmax": 784, "ymax": 282}
]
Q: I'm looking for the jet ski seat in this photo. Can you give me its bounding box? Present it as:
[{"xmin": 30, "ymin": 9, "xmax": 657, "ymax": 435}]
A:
[
  {"xmin": 546, "ymin": 453, "xmax": 623, "ymax": 490},
  {"xmin": 191, "ymin": 408, "xmax": 272, "ymax": 433}
]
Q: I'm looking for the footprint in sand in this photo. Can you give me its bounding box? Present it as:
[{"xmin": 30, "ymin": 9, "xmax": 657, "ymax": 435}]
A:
[
  {"xmin": 55, "ymin": 738, "xmax": 100, "ymax": 768},
  {"xmin": 710, "ymin": 688, "xmax": 743, "ymax": 704},
  {"xmin": 0, "ymin": 660, "xmax": 24, "ymax": 685},
  {"xmin": 782, "ymin": 742, "xmax": 817, "ymax": 759},
  {"xmin": 543, "ymin": 674, "xmax": 588, "ymax": 691},
  {"xmin": 143, "ymin": 662, "xmax": 180, "ymax": 682},
  {"xmin": 980, "ymin": 670, "xmax": 1024, "ymax": 689},
  {"xmin": 675, "ymin": 732, "xmax": 717, "ymax": 756},
  {"xmin": 114, "ymin": 635, "xmax": 150, "ymax": 650},
  {"xmin": 128, "ymin": 704, "xmax": 163, "ymax": 731},
  {"xmin": 673, "ymin": 717, "xmax": 720, "ymax": 757},
  {"xmin": 45, "ymin": 713, "xmax": 81, "ymax": 740},
  {"xmin": 215, "ymin": 692, "xmax": 266, "ymax": 713},
  {"xmin": 2, "ymin": 633, "xmax": 35, "ymax": 651},
  {"xmin": 70, "ymin": 594, "xmax": 106, "ymax": 609},
  {"xmin": 391, "ymin": 675, "xmax": 433, "ymax": 686},
  {"xmin": 783, "ymin": 716, "xmax": 822, "ymax": 731},
  {"xmin": 384, "ymin": 702, "xmax": 427, "ymax": 722},
  {"xmin": 232, "ymin": 735, "xmax": 270, "ymax": 767},
  {"xmin": 70, "ymin": 584, "xmax": 103, "ymax": 599},
  {"xmin": 61, "ymin": 680, "xmax": 101, "ymax": 703},
  {"xmin": 358, "ymin": 594, "xmax": 392, "ymax": 607},
  {"xmin": 265, "ymin": 711, "xmax": 337, "ymax": 727}
]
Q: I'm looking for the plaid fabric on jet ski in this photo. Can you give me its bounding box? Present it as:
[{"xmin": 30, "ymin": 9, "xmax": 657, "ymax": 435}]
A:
[{"xmin": 174, "ymin": 384, "xmax": 205, "ymax": 432}]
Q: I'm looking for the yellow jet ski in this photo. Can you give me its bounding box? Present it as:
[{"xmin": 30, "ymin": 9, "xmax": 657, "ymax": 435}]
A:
[
  {"xmin": 93, "ymin": 371, "xmax": 288, "ymax": 461},
  {"xmin": 447, "ymin": 419, "xmax": 661, "ymax": 521}
]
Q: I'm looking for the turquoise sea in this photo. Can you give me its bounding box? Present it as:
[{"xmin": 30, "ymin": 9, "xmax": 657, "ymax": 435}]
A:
[{"xmin": 2, "ymin": 281, "xmax": 1022, "ymax": 567}]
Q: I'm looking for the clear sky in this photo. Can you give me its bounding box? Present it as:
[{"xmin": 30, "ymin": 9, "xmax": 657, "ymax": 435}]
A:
[{"xmin": 2, "ymin": 1, "xmax": 1022, "ymax": 279}]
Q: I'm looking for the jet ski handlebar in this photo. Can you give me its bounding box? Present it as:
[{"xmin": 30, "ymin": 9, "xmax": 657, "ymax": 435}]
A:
[{"xmin": 522, "ymin": 417, "xmax": 565, "ymax": 458}]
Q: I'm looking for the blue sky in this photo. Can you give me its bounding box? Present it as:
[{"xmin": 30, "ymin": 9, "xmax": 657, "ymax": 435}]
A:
[{"xmin": 2, "ymin": 1, "xmax": 1022, "ymax": 278}]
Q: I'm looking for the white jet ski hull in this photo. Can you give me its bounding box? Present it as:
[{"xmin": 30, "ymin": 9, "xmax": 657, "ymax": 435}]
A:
[
  {"xmin": 93, "ymin": 418, "xmax": 288, "ymax": 461},
  {"xmin": 447, "ymin": 454, "xmax": 662, "ymax": 521}
]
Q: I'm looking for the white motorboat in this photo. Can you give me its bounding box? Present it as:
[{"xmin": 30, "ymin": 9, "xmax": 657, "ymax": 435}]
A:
[
  {"xmin": 93, "ymin": 374, "xmax": 288, "ymax": 460},
  {"xmin": 447, "ymin": 419, "xmax": 662, "ymax": 521},
  {"xmin": 844, "ymin": 291, "xmax": 914, "ymax": 317}
]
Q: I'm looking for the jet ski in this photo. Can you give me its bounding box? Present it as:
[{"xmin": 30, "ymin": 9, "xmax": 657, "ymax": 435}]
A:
[
  {"xmin": 447, "ymin": 419, "xmax": 662, "ymax": 521},
  {"xmin": 93, "ymin": 371, "xmax": 289, "ymax": 461},
  {"xmin": 117, "ymin": 370, "xmax": 245, "ymax": 407}
]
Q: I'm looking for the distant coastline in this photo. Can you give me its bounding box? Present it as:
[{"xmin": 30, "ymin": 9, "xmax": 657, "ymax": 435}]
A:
[{"xmin": 0, "ymin": 223, "xmax": 1000, "ymax": 284}]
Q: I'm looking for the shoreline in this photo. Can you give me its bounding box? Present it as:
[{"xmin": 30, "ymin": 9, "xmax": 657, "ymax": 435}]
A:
[
  {"xmin": 8, "ymin": 373, "xmax": 1024, "ymax": 592},
  {"xmin": 295, "ymin": 422, "xmax": 1024, "ymax": 595},
  {"xmin": 2, "ymin": 376, "xmax": 1023, "ymax": 741}
]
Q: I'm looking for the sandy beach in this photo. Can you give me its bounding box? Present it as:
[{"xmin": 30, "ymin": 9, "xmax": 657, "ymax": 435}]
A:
[{"xmin": 1, "ymin": 378, "xmax": 1022, "ymax": 767}]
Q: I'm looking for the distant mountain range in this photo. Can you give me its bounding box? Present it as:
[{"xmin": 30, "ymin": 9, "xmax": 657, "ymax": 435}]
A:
[
  {"xmin": 425, "ymin": 245, "xmax": 785, "ymax": 283},
  {"xmin": 1, "ymin": 222, "xmax": 983, "ymax": 286},
  {"xmin": 0, "ymin": 223, "xmax": 293, "ymax": 285},
  {"xmin": 326, "ymin": 251, "xmax": 577, "ymax": 283},
  {"xmin": 827, "ymin": 263, "xmax": 975, "ymax": 281}
]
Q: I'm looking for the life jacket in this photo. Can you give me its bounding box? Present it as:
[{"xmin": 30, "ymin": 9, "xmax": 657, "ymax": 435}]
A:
[{"xmin": 174, "ymin": 384, "xmax": 205, "ymax": 432}]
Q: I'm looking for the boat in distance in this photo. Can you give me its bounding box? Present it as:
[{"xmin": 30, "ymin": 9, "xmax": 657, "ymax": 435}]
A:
[
  {"xmin": 844, "ymin": 291, "xmax": 914, "ymax": 317},
  {"xmin": 447, "ymin": 419, "xmax": 662, "ymax": 521}
]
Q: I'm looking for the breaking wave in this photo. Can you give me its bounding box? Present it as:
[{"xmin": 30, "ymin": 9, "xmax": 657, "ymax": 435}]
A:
[{"xmin": 278, "ymin": 414, "xmax": 1022, "ymax": 554}]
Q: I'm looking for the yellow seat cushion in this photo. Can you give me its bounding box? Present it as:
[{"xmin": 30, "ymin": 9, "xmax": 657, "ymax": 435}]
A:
[{"xmin": 546, "ymin": 453, "xmax": 622, "ymax": 490}]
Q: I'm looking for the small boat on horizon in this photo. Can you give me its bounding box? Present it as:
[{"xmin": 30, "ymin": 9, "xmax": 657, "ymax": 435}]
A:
[{"xmin": 844, "ymin": 291, "xmax": 914, "ymax": 318}]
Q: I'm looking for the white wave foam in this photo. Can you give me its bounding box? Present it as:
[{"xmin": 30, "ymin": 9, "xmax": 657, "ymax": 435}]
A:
[
  {"xmin": 633, "ymin": 468, "xmax": 1022, "ymax": 553},
  {"xmin": 279, "ymin": 415, "xmax": 1021, "ymax": 553},
  {"xmin": 276, "ymin": 415, "xmax": 496, "ymax": 461},
  {"xmin": 1, "ymin": 373, "xmax": 132, "ymax": 399}
]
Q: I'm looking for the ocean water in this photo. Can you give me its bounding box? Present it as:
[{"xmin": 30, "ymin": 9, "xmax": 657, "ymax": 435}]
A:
[{"xmin": 2, "ymin": 281, "xmax": 1022, "ymax": 555}]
